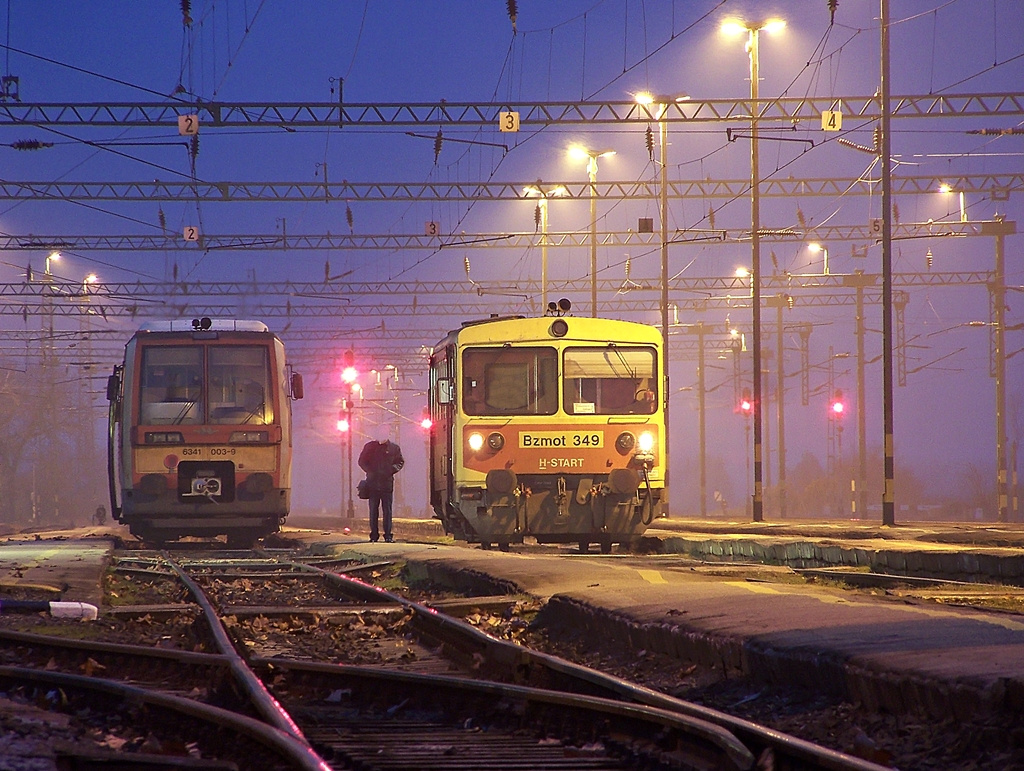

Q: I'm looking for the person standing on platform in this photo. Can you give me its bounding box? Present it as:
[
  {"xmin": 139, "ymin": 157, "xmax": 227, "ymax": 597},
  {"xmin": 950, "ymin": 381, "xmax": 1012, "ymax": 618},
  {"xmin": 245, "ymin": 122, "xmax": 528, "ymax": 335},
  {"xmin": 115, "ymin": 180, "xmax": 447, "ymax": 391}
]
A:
[{"xmin": 358, "ymin": 432, "xmax": 405, "ymax": 542}]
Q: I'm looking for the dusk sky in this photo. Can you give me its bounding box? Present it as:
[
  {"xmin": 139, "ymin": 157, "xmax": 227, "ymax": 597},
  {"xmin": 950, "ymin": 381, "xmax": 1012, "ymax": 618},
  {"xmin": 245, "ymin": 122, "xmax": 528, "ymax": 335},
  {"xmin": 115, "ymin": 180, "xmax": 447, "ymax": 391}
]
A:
[{"xmin": 2, "ymin": 1, "xmax": 1023, "ymax": 517}]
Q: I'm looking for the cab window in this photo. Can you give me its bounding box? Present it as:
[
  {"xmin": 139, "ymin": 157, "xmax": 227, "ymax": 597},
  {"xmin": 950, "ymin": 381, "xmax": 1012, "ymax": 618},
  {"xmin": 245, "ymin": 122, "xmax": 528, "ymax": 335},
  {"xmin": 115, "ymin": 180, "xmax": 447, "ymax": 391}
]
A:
[
  {"xmin": 209, "ymin": 346, "xmax": 271, "ymax": 424},
  {"xmin": 462, "ymin": 347, "xmax": 558, "ymax": 415},
  {"xmin": 563, "ymin": 347, "xmax": 657, "ymax": 415},
  {"xmin": 139, "ymin": 346, "xmax": 203, "ymax": 424}
]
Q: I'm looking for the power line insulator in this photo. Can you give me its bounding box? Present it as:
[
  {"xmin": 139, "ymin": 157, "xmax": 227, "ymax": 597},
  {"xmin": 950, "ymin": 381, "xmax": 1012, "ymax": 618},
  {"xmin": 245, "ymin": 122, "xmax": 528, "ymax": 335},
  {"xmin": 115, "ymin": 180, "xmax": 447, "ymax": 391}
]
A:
[{"xmin": 9, "ymin": 139, "xmax": 52, "ymax": 150}]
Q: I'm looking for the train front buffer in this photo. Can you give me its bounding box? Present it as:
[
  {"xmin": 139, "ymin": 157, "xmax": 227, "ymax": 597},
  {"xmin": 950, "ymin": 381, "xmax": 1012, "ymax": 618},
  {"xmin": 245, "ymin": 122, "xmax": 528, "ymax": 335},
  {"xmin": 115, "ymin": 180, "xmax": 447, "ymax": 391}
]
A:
[{"xmin": 455, "ymin": 421, "xmax": 663, "ymax": 544}]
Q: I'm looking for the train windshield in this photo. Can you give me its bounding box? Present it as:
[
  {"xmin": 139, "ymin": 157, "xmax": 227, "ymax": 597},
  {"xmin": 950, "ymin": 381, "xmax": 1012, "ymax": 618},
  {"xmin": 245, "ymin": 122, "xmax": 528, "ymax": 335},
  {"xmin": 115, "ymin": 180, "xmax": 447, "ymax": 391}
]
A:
[
  {"xmin": 139, "ymin": 344, "xmax": 271, "ymax": 425},
  {"xmin": 140, "ymin": 346, "xmax": 204, "ymax": 425},
  {"xmin": 462, "ymin": 347, "xmax": 558, "ymax": 415},
  {"xmin": 209, "ymin": 346, "xmax": 271, "ymax": 424},
  {"xmin": 563, "ymin": 347, "xmax": 658, "ymax": 415}
]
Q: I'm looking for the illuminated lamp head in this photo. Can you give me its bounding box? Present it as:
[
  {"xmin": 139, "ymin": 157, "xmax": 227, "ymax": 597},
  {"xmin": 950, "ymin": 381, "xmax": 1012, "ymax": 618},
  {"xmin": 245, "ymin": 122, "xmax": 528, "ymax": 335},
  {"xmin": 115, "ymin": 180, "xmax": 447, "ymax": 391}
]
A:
[{"xmin": 637, "ymin": 431, "xmax": 655, "ymax": 453}]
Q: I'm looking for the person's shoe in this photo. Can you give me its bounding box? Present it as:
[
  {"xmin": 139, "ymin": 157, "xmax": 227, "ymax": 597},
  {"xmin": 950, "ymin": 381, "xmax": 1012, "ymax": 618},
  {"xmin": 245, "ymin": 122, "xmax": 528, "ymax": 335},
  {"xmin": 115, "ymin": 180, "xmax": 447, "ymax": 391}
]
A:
[
  {"xmin": 369, "ymin": 536, "xmax": 379, "ymax": 543},
  {"xmin": 384, "ymin": 535, "xmax": 394, "ymax": 543}
]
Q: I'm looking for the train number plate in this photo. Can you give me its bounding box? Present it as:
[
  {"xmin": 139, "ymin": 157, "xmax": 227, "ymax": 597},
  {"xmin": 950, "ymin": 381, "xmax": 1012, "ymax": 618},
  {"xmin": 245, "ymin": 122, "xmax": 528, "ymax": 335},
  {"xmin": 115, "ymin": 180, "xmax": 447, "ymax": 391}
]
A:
[
  {"xmin": 180, "ymin": 446, "xmax": 237, "ymax": 458},
  {"xmin": 519, "ymin": 431, "xmax": 603, "ymax": 448}
]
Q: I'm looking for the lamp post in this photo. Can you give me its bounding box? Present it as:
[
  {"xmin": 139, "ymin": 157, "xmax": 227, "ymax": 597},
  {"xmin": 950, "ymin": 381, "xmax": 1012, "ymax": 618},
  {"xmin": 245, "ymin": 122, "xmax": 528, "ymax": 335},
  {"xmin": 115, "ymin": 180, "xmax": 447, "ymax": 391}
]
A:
[
  {"xmin": 722, "ymin": 16, "xmax": 785, "ymax": 522},
  {"xmin": 808, "ymin": 243, "xmax": 829, "ymax": 275},
  {"xmin": 939, "ymin": 183, "xmax": 968, "ymax": 223},
  {"xmin": 45, "ymin": 251, "xmax": 61, "ymax": 277},
  {"xmin": 524, "ymin": 182, "xmax": 567, "ymax": 309},
  {"xmin": 635, "ymin": 92, "xmax": 688, "ymax": 515},
  {"xmin": 569, "ymin": 145, "xmax": 615, "ymax": 317}
]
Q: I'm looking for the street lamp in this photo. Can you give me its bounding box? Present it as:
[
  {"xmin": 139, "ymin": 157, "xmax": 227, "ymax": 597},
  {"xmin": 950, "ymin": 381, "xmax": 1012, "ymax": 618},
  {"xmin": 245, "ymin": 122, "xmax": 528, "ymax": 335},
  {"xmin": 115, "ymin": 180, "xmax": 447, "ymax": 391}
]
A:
[
  {"xmin": 569, "ymin": 145, "xmax": 615, "ymax": 317},
  {"xmin": 808, "ymin": 243, "xmax": 829, "ymax": 275},
  {"xmin": 45, "ymin": 251, "xmax": 61, "ymax": 277},
  {"xmin": 939, "ymin": 183, "xmax": 967, "ymax": 223},
  {"xmin": 523, "ymin": 181, "xmax": 567, "ymax": 309},
  {"xmin": 721, "ymin": 16, "xmax": 785, "ymax": 522}
]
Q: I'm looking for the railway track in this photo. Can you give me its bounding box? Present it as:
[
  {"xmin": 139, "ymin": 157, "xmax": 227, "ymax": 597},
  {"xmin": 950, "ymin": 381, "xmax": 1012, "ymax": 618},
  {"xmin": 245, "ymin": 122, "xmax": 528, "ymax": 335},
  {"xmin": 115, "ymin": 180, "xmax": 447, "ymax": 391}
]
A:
[{"xmin": 0, "ymin": 546, "xmax": 892, "ymax": 770}]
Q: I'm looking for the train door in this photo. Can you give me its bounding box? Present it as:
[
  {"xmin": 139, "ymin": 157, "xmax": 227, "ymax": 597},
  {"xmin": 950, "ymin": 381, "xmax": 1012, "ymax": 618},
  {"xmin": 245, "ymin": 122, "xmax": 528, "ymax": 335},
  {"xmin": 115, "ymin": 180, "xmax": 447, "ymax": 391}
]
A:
[{"xmin": 428, "ymin": 345, "xmax": 456, "ymax": 518}]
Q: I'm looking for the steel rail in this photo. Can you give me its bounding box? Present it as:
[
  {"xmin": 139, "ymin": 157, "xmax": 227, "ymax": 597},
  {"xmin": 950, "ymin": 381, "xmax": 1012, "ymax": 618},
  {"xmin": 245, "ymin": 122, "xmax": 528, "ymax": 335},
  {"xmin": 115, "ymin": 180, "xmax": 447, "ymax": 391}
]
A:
[
  {"xmin": 285, "ymin": 559, "xmax": 891, "ymax": 771},
  {"xmin": 164, "ymin": 555, "xmax": 314, "ymax": 747},
  {"xmin": 0, "ymin": 665, "xmax": 330, "ymax": 770}
]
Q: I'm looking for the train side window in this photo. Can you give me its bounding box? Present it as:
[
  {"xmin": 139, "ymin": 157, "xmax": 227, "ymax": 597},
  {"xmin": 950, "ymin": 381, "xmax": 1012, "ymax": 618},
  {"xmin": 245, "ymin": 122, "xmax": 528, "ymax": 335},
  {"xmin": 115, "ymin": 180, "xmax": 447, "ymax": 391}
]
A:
[{"xmin": 436, "ymin": 378, "xmax": 453, "ymax": 404}]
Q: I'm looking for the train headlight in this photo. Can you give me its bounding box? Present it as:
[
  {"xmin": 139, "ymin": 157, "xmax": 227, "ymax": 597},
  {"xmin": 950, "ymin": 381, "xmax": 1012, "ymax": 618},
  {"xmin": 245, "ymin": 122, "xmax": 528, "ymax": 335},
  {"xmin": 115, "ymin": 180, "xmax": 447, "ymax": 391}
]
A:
[
  {"xmin": 637, "ymin": 431, "xmax": 655, "ymax": 453},
  {"xmin": 487, "ymin": 432, "xmax": 505, "ymax": 451},
  {"xmin": 467, "ymin": 432, "xmax": 485, "ymax": 452},
  {"xmin": 631, "ymin": 430, "xmax": 656, "ymax": 470},
  {"xmin": 615, "ymin": 431, "xmax": 635, "ymax": 452}
]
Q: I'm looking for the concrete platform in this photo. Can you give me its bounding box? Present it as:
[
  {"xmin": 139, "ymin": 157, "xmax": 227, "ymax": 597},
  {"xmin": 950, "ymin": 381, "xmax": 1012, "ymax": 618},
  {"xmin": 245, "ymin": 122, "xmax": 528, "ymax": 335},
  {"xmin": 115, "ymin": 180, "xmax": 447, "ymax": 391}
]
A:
[
  {"xmin": 290, "ymin": 515, "xmax": 1024, "ymax": 721},
  {"xmin": 296, "ymin": 512, "xmax": 1024, "ymax": 584}
]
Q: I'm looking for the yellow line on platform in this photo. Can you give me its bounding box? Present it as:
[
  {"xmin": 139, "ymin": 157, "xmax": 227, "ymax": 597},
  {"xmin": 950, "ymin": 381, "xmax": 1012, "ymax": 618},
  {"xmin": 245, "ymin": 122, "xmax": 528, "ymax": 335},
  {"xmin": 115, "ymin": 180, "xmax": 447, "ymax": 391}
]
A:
[
  {"xmin": 637, "ymin": 569, "xmax": 667, "ymax": 584},
  {"xmin": 723, "ymin": 581, "xmax": 1024, "ymax": 631}
]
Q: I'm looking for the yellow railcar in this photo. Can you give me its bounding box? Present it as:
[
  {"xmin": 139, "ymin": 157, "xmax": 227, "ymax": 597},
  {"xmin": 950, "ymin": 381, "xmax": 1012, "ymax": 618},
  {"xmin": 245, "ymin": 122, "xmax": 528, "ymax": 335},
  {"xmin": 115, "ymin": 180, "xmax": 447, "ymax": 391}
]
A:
[{"xmin": 428, "ymin": 303, "xmax": 665, "ymax": 552}]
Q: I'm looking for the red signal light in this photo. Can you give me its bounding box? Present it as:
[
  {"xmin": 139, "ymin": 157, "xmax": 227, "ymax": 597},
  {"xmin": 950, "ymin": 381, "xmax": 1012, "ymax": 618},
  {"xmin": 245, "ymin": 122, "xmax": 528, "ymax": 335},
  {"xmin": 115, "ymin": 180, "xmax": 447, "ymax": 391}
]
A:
[
  {"xmin": 830, "ymin": 389, "xmax": 845, "ymax": 417},
  {"xmin": 337, "ymin": 417, "xmax": 350, "ymax": 433},
  {"xmin": 341, "ymin": 349, "xmax": 358, "ymax": 385},
  {"xmin": 738, "ymin": 387, "xmax": 753, "ymax": 417},
  {"xmin": 420, "ymin": 416, "xmax": 433, "ymax": 430}
]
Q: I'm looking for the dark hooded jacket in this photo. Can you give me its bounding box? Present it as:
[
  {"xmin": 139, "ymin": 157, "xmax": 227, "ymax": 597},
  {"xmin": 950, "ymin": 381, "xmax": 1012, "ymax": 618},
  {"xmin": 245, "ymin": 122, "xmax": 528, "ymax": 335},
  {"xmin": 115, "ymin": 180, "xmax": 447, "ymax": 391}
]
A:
[{"xmin": 358, "ymin": 439, "xmax": 405, "ymax": 493}]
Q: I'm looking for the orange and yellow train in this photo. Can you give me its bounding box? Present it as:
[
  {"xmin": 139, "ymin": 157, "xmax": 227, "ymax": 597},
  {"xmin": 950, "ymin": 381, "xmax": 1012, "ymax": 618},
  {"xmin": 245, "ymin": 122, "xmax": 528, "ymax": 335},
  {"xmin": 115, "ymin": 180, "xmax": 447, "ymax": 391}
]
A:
[
  {"xmin": 106, "ymin": 318, "xmax": 303, "ymax": 546},
  {"xmin": 428, "ymin": 302, "xmax": 665, "ymax": 552}
]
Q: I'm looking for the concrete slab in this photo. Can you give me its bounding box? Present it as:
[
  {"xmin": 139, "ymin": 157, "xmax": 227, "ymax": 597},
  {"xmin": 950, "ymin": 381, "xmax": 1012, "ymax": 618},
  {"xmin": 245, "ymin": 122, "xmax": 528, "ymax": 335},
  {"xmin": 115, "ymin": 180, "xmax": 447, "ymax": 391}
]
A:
[
  {"xmin": 0, "ymin": 537, "xmax": 113, "ymax": 609},
  {"xmin": 297, "ymin": 531, "xmax": 1024, "ymax": 720}
]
